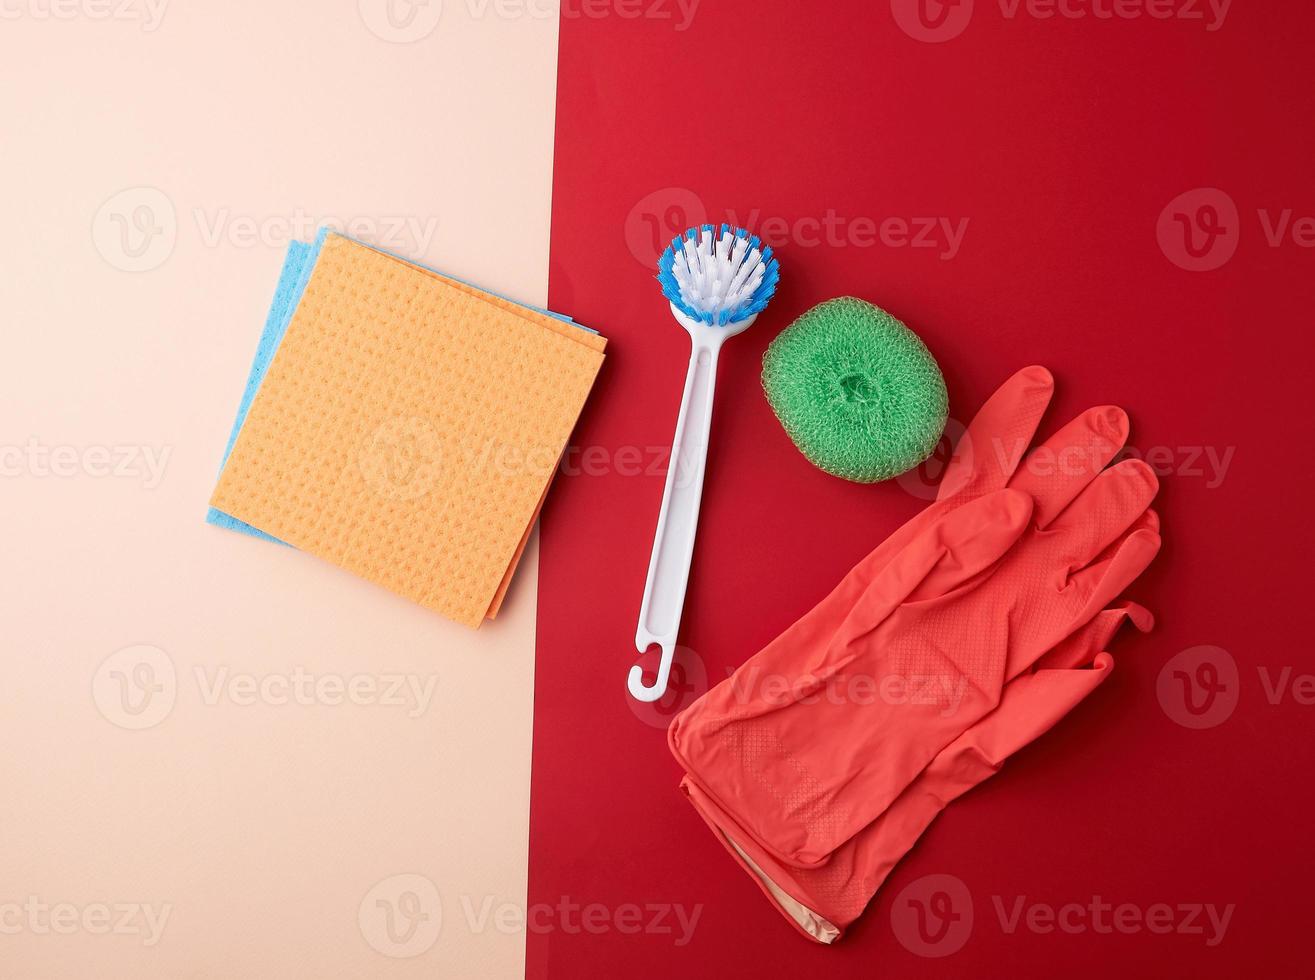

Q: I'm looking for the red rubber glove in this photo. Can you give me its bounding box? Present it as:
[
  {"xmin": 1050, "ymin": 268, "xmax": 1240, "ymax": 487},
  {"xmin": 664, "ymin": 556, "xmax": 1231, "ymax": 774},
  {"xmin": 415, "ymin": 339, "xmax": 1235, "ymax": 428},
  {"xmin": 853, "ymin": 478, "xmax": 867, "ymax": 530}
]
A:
[{"xmin": 670, "ymin": 368, "xmax": 1160, "ymax": 872}]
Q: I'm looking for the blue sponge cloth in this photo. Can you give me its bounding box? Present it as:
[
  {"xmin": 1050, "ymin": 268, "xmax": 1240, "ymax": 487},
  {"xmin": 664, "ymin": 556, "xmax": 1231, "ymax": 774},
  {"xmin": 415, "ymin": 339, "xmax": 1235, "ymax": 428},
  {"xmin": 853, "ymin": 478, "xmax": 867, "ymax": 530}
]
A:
[{"xmin": 204, "ymin": 241, "xmax": 312, "ymax": 543}]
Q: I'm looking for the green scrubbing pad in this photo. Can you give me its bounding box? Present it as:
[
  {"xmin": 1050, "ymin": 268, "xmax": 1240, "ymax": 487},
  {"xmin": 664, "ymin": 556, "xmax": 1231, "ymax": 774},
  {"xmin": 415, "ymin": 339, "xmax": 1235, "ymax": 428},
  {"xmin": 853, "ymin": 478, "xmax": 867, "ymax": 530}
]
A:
[{"xmin": 762, "ymin": 297, "xmax": 948, "ymax": 484}]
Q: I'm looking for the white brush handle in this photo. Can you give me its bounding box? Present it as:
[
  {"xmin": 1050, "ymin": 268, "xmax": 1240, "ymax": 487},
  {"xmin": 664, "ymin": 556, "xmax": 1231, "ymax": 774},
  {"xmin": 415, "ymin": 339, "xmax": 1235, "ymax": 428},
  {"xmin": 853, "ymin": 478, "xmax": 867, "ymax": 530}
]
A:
[{"xmin": 631, "ymin": 331, "xmax": 724, "ymax": 703}]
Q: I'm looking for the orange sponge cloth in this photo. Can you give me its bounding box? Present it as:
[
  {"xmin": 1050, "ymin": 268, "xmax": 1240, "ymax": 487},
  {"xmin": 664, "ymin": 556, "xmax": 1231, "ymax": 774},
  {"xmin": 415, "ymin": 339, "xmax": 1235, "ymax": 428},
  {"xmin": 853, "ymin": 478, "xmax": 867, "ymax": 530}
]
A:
[{"xmin": 210, "ymin": 233, "xmax": 606, "ymax": 627}]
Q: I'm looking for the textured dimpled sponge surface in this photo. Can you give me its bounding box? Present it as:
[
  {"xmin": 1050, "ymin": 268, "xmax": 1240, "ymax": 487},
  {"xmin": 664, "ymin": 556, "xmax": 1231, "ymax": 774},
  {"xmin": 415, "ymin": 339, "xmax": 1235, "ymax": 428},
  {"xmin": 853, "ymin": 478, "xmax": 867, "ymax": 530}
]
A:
[
  {"xmin": 762, "ymin": 297, "xmax": 947, "ymax": 484},
  {"xmin": 209, "ymin": 233, "xmax": 606, "ymax": 628}
]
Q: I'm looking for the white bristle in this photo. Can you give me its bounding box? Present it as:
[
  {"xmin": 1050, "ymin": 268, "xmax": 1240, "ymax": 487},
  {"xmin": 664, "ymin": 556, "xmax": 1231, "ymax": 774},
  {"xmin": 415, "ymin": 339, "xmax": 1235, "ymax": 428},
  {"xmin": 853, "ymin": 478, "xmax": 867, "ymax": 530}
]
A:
[{"xmin": 672, "ymin": 228, "xmax": 767, "ymax": 319}]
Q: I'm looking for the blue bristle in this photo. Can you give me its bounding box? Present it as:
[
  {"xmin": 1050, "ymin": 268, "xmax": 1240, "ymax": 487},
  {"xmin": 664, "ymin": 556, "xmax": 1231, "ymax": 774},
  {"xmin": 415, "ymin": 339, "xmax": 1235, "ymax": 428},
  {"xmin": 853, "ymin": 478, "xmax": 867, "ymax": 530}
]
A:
[{"xmin": 656, "ymin": 224, "xmax": 781, "ymax": 327}]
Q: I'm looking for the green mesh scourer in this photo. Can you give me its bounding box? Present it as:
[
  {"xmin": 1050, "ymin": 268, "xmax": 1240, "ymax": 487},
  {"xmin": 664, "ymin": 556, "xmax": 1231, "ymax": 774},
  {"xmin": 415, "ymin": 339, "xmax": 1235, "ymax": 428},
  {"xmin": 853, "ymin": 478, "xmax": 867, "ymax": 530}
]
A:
[{"xmin": 762, "ymin": 297, "xmax": 948, "ymax": 484}]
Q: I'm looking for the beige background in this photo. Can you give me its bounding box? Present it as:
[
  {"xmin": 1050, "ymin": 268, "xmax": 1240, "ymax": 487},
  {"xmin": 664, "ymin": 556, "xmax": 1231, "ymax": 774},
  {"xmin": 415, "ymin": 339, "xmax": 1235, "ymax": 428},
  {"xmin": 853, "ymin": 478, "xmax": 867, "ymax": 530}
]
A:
[{"xmin": 0, "ymin": 2, "xmax": 561, "ymax": 977}]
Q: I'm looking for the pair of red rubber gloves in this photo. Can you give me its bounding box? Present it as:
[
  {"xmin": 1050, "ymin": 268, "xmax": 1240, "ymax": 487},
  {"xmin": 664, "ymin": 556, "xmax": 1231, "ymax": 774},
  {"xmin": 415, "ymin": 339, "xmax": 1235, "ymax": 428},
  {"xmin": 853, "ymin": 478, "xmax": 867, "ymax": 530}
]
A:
[{"xmin": 669, "ymin": 367, "xmax": 1162, "ymax": 943}]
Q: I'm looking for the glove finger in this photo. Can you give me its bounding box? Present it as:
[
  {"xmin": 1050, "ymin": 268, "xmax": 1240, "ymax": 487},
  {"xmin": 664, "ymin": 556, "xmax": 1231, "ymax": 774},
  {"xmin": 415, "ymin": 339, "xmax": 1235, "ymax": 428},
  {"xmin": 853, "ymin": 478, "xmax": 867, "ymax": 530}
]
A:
[
  {"xmin": 1035, "ymin": 601, "xmax": 1153, "ymax": 671},
  {"xmin": 1003, "ymin": 517, "xmax": 1159, "ymax": 679},
  {"xmin": 937, "ymin": 365, "xmax": 1054, "ymax": 501},
  {"xmin": 1065, "ymin": 528, "xmax": 1162, "ymax": 622},
  {"xmin": 1008, "ymin": 405, "xmax": 1130, "ymax": 528},
  {"xmin": 968, "ymin": 652, "xmax": 1116, "ymax": 762},
  {"xmin": 1080, "ymin": 506, "xmax": 1160, "ymax": 567},
  {"xmin": 1048, "ymin": 459, "xmax": 1159, "ymax": 567}
]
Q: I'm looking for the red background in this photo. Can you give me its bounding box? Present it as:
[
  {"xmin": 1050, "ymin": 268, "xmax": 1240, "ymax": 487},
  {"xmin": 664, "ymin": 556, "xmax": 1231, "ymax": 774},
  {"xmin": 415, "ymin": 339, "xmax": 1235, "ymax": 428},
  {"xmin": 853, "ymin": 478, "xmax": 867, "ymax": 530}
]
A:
[{"xmin": 531, "ymin": 1, "xmax": 1315, "ymax": 976}]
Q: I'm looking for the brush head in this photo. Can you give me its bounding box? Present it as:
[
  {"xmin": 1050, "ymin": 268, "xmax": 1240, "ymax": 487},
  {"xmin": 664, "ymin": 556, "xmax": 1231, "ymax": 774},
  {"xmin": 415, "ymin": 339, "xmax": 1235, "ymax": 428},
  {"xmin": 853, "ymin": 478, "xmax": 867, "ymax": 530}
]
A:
[
  {"xmin": 762, "ymin": 297, "xmax": 948, "ymax": 484},
  {"xmin": 658, "ymin": 224, "xmax": 780, "ymax": 328}
]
